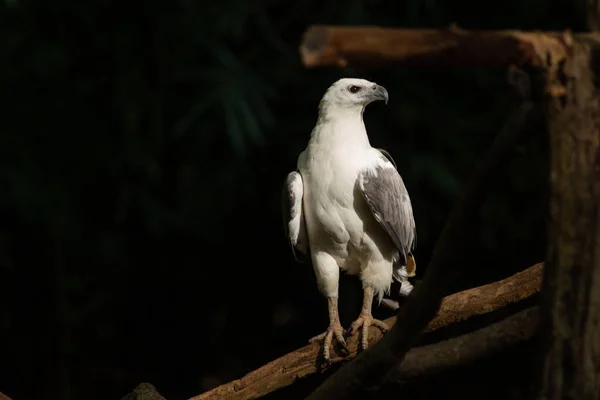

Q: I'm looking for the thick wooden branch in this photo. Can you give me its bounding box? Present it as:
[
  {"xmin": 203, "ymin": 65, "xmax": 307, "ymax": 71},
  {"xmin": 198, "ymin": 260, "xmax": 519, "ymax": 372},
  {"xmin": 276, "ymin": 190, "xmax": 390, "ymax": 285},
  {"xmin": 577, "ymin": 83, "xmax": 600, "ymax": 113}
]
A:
[
  {"xmin": 393, "ymin": 306, "xmax": 539, "ymax": 380},
  {"xmin": 190, "ymin": 263, "xmax": 542, "ymax": 400},
  {"xmin": 300, "ymin": 26, "xmax": 571, "ymax": 69}
]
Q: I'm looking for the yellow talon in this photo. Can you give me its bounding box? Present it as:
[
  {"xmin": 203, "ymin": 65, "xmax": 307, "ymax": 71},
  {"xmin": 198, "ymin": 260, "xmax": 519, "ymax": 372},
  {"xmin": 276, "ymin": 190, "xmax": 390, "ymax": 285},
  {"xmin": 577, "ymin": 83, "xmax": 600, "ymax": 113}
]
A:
[{"xmin": 406, "ymin": 254, "xmax": 416, "ymax": 277}]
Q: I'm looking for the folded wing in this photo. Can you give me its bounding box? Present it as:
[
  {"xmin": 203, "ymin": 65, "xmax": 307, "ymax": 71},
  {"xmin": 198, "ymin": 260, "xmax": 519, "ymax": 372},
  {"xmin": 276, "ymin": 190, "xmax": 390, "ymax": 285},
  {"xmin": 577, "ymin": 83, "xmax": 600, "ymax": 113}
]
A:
[
  {"xmin": 281, "ymin": 171, "xmax": 310, "ymax": 263},
  {"xmin": 358, "ymin": 151, "xmax": 416, "ymax": 266}
]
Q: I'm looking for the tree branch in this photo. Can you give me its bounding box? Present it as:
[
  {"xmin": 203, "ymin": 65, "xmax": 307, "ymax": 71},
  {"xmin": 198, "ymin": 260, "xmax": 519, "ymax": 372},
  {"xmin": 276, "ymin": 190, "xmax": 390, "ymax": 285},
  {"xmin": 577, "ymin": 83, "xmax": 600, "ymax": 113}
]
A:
[
  {"xmin": 0, "ymin": 393, "xmax": 12, "ymax": 400},
  {"xmin": 190, "ymin": 263, "xmax": 543, "ymax": 400},
  {"xmin": 394, "ymin": 306, "xmax": 539, "ymax": 380},
  {"xmin": 306, "ymin": 67, "xmax": 537, "ymax": 400},
  {"xmin": 300, "ymin": 26, "xmax": 571, "ymax": 69}
]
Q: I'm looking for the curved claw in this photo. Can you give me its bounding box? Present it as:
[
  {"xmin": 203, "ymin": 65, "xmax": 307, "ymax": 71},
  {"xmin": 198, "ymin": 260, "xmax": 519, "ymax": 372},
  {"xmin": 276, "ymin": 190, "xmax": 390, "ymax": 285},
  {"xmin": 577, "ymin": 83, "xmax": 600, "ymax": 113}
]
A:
[
  {"xmin": 349, "ymin": 313, "xmax": 389, "ymax": 351},
  {"xmin": 309, "ymin": 320, "xmax": 349, "ymax": 363}
]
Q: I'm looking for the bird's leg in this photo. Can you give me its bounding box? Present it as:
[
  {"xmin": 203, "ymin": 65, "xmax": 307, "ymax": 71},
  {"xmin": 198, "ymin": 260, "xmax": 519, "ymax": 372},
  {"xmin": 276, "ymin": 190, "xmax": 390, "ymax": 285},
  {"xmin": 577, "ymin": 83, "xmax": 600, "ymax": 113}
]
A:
[
  {"xmin": 309, "ymin": 296, "xmax": 349, "ymax": 362},
  {"xmin": 349, "ymin": 285, "xmax": 389, "ymax": 350}
]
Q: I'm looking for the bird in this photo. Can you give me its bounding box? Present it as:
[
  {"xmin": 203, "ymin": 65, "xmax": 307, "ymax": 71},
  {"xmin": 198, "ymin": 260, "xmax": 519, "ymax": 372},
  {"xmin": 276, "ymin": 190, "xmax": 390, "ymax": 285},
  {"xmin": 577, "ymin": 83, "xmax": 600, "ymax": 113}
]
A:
[{"xmin": 282, "ymin": 78, "xmax": 417, "ymax": 362}]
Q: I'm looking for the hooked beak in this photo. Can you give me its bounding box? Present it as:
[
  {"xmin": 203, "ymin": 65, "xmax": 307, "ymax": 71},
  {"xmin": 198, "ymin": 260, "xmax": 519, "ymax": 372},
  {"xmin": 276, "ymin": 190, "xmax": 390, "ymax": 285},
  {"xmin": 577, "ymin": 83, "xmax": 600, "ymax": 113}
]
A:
[{"xmin": 369, "ymin": 85, "xmax": 389, "ymax": 105}]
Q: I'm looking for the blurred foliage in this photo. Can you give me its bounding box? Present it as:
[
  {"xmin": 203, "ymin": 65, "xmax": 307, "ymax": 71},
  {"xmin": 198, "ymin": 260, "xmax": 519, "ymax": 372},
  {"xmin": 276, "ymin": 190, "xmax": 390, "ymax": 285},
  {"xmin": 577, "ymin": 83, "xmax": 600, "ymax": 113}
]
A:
[{"xmin": 0, "ymin": 1, "xmax": 589, "ymax": 399}]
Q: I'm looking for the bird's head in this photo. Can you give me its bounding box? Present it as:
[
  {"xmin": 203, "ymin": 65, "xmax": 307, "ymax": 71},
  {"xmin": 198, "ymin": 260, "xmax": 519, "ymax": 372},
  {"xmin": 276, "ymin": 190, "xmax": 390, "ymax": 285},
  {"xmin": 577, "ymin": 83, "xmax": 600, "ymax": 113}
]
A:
[{"xmin": 318, "ymin": 78, "xmax": 388, "ymax": 116}]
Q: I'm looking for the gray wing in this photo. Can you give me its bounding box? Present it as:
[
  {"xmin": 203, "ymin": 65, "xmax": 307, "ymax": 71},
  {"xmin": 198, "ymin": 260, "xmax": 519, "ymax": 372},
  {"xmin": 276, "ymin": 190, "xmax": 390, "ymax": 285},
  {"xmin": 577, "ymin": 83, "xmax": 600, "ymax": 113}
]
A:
[
  {"xmin": 375, "ymin": 148, "xmax": 397, "ymax": 169},
  {"xmin": 281, "ymin": 171, "xmax": 310, "ymax": 263},
  {"xmin": 358, "ymin": 152, "xmax": 416, "ymax": 266}
]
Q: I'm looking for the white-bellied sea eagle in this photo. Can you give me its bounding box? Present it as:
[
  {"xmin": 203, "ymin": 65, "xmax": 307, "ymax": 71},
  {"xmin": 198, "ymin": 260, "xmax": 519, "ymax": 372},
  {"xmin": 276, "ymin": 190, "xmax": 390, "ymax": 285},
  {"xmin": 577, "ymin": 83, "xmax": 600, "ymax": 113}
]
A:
[{"xmin": 282, "ymin": 78, "xmax": 416, "ymax": 362}]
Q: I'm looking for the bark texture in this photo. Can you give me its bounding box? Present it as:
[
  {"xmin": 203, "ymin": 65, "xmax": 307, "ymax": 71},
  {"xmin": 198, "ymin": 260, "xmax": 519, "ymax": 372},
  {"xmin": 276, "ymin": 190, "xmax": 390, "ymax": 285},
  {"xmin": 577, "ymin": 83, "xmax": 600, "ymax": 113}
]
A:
[{"xmin": 536, "ymin": 36, "xmax": 600, "ymax": 400}]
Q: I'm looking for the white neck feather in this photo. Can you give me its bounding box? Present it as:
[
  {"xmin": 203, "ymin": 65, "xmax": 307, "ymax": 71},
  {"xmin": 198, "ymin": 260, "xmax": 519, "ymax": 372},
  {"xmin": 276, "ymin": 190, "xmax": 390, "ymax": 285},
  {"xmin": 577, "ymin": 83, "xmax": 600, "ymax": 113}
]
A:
[{"xmin": 309, "ymin": 105, "xmax": 371, "ymax": 150}]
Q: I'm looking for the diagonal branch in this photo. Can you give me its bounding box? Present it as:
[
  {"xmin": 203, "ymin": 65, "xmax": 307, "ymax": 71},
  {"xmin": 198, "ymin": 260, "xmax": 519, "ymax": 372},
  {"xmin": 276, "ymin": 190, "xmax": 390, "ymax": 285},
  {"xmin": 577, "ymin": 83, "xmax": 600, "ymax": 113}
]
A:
[
  {"xmin": 190, "ymin": 263, "xmax": 543, "ymax": 400},
  {"xmin": 394, "ymin": 306, "xmax": 539, "ymax": 380}
]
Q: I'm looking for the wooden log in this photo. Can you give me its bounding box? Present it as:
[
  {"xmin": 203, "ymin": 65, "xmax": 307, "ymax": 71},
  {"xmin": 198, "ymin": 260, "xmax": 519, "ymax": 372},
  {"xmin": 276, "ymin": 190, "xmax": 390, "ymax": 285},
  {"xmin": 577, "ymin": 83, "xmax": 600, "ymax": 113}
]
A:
[
  {"xmin": 300, "ymin": 25, "xmax": 571, "ymax": 69},
  {"xmin": 534, "ymin": 33, "xmax": 600, "ymax": 400}
]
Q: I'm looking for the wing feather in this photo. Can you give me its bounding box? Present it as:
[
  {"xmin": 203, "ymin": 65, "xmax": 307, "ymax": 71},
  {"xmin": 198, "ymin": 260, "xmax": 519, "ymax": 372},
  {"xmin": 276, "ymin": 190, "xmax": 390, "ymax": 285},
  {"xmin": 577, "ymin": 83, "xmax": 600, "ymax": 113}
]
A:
[
  {"xmin": 375, "ymin": 148, "xmax": 397, "ymax": 169},
  {"xmin": 281, "ymin": 171, "xmax": 310, "ymax": 263},
  {"xmin": 358, "ymin": 153, "xmax": 416, "ymax": 266}
]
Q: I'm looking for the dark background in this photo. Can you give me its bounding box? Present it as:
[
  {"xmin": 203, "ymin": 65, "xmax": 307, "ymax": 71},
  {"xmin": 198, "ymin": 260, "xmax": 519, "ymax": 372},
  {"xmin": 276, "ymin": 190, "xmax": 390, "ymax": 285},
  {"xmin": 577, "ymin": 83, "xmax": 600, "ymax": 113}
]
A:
[{"xmin": 0, "ymin": 1, "xmax": 588, "ymax": 399}]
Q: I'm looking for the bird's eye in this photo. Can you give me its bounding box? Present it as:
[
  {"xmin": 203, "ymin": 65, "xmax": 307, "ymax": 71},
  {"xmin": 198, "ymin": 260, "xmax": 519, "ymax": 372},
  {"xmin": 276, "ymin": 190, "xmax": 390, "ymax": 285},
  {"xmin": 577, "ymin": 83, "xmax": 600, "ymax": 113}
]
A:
[{"xmin": 349, "ymin": 85, "xmax": 361, "ymax": 94}]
